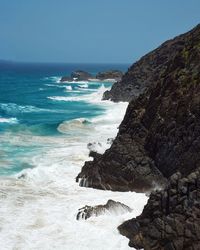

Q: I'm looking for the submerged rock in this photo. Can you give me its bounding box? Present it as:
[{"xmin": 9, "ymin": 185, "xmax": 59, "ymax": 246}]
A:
[{"xmin": 76, "ymin": 199, "xmax": 132, "ymax": 220}]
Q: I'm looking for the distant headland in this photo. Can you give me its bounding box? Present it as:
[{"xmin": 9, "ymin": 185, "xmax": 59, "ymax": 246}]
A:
[{"xmin": 60, "ymin": 69, "xmax": 123, "ymax": 83}]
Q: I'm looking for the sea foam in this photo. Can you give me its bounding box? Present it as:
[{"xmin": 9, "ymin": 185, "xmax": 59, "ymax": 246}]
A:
[
  {"xmin": 48, "ymin": 84, "xmax": 108, "ymax": 103},
  {"xmin": 0, "ymin": 83, "xmax": 147, "ymax": 250},
  {"xmin": 0, "ymin": 117, "xmax": 18, "ymax": 124}
]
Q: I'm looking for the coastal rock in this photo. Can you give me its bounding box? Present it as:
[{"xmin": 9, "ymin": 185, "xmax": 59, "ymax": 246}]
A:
[
  {"xmin": 76, "ymin": 199, "xmax": 132, "ymax": 220},
  {"xmin": 77, "ymin": 24, "xmax": 200, "ymax": 192},
  {"xmin": 60, "ymin": 69, "xmax": 123, "ymax": 83},
  {"xmin": 87, "ymin": 142, "xmax": 102, "ymax": 153},
  {"xmin": 118, "ymin": 169, "xmax": 200, "ymax": 249},
  {"xmin": 77, "ymin": 133, "xmax": 166, "ymax": 192},
  {"xmin": 71, "ymin": 70, "xmax": 92, "ymax": 81},
  {"xmin": 60, "ymin": 76, "xmax": 72, "ymax": 82},
  {"xmin": 60, "ymin": 70, "xmax": 92, "ymax": 82},
  {"xmin": 103, "ymin": 24, "xmax": 200, "ymax": 102},
  {"xmin": 96, "ymin": 70, "xmax": 123, "ymax": 81}
]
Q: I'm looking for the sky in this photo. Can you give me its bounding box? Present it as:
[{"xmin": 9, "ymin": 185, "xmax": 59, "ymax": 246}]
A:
[{"xmin": 0, "ymin": 0, "xmax": 200, "ymax": 64}]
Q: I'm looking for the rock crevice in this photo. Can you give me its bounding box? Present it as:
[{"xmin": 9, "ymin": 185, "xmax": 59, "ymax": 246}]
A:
[{"xmin": 118, "ymin": 169, "xmax": 200, "ymax": 249}]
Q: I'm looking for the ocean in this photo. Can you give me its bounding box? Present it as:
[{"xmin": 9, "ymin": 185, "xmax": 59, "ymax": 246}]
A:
[{"xmin": 0, "ymin": 62, "xmax": 147, "ymax": 250}]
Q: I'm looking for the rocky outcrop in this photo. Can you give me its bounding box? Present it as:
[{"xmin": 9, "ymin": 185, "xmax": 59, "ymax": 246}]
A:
[
  {"xmin": 60, "ymin": 70, "xmax": 123, "ymax": 83},
  {"xmin": 96, "ymin": 70, "xmax": 123, "ymax": 81},
  {"xmin": 77, "ymin": 24, "xmax": 200, "ymax": 193},
  {"xmin": 118, "ymin": 169, "xmax": 200, "ymax": 249},
  {"xmin": 60, "ymin": 76, "xmax": 72, "ymax": 82},
  {"xmin": 76, "ymin": 199, "xmax": 132, "ymax": 220},
  {"xmin": 103, "ymin": 24, "xmax": 200, "ymax": 102},
  {"xmin": 76, "ymin": 132, "xmax": 166, "ymax": 192},
  {"xmin": 71, "ymin": 70, "xmax": 92, "ymax": 81},
  {"xmin": 60, "ymin": 70, "xmax": 92, "ymax": 82}
]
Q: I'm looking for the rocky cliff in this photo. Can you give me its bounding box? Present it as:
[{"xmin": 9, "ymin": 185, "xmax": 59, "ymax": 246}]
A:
[
  {"xmin": 77, "ymin": 24, "xmax": 200, "ymax": 193},
  {"xmin": 103, "ymin": 24, "xmax": 200, "ymax": 102},
  {"xmin": 118, "ymin": 169, "xmax": 200, "ymax": 249},
  {"xmin": 77, "ymin": 24, "xmax": 200, "ymax": 249}
]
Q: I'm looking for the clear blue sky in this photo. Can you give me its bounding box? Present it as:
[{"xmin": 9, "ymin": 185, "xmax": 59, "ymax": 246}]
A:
[{"xmin": 0, "ymin": 0, "xmax": 200, "ymax": 63}]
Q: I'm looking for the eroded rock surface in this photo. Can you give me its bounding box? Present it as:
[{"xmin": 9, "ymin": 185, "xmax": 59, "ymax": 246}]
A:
[
  {"xmin": 76, "ymin": 199, "xmax": 132, "ymax": 220},
  {"xmin": 77, "ymin": 24, "xmax": 200, "ymax": 192},
  {"xmin": 103, "ymin": 24, "xmax": 200, "ymax": 102},
  {"xmin": 96, "ymin": 70, "xmax": 123, "ymax": 81},
  {"xmin": 118, "ymin": 169, "xmax": 200, "ymax": 249}
]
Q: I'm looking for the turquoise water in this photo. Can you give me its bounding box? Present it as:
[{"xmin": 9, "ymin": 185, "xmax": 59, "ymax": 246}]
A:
[{"xmin": 0, "ymin": 62, "xmax": 128, "ymax": 175}]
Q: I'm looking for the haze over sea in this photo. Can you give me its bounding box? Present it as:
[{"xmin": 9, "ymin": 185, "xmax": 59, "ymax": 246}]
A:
[{"xmin": 0, "ymin": 62, "xmax": 147, "ymax": 250}]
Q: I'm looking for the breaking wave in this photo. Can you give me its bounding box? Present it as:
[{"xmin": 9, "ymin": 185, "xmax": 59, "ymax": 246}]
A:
[
  {"xmin": 0, "ymin": 117, "xmax": 18, "ymax": 124},
  {"xmin": 48, "ymin": 85, "xmax": 109, "ymax": 103}
]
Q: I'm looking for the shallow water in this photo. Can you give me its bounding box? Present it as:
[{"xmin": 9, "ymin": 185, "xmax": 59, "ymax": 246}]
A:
[{"xmin": 0, "ymin": 63, "xmax": 147, "ymax": 250}]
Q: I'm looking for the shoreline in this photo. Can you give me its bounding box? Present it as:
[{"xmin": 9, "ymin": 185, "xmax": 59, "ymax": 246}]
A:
[{"xmin": 0, "ymin": 83, "xmax": 148, "ymax": 250}]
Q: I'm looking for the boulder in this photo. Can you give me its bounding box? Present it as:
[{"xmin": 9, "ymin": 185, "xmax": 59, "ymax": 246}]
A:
[
  {"xmin": 118, "ymin": 168, "xmax": 200, "ymax": 249},
  {"xmin": 76, "ymin": 199, "xmax": 132, "ymax": 220}
]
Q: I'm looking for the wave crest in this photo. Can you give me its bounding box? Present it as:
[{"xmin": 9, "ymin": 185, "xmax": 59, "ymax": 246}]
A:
[
  {"xmin": 48, "ymin": 84, "xmax": 109, "ymax": 103},
  {"xmin": 57, "ymin": 118, "xmax": 91, "ymax": 134},
  {"xmin": 0, "ymin": 117, "xmax": 18, "ymax": 124}
]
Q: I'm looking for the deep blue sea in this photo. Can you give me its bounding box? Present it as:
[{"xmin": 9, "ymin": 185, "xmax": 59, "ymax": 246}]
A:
[{"xmin": 0, "ymin": 62, "xmax": 128, "ymax": 175}]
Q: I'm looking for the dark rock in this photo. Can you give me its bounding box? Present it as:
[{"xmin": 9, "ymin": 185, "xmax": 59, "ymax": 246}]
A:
[
  {"xmin": 71, "ymin": 70, "xmax": 92, "ymax": 81},
  {"xmin": 89, "ymin": 151, "xmax": 101, "ymax": 159},
  {"xmin": 60, "ymin": 76, "xmax": 72, "ymax": 82},
  {"xmin": 96, "ymin": 70, "xmax": 123, "ymax": 81},
  {"xmin": 118, "ymin": 169, "xmax": 200, "ymax": 249},
  {"xmin": 107, "ymin": 138, "xmax": 114, "ymax": 145},
  {"xmin": 103, "ymin": 24, "xmax": 200, "ymax": 102},
  {"xmin": 87, "ymin": 142, "xmax": 102, "ymax": 153},
  {"xmin": 76, "ymin": 199, "xmax": 132, "ymax": 220},
  {"xmin": 77, "ymin": 24, "xmax": 200, "ymax": 192}
]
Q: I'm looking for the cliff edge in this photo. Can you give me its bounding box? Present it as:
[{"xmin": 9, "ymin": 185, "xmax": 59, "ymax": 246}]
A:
[
  {"xmin": 103, "ymin": 24, "xmax": 200, "ymax": 102},
  {"xmin": 77, "ymin": 24, "xmax": 200, "ymax": 193},
  {"xmin": 77, "ymin": 24, "xmax": 200, "ymax": 249}
]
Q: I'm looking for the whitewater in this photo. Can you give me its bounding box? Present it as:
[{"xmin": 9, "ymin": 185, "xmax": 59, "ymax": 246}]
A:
[{"xmin": 0, "ymin": 63, "xmax": 147, "ymax": 250}]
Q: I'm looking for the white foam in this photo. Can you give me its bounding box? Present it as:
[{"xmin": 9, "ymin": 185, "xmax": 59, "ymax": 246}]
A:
[
  {"xmin": 0, "ymin": 117, "xmax": 18, "ymax": 124},
  {"xmin": 65, "ymin": 85, "xmax": 73, "ymax": 91},
  {"xmin": 48, "ymin": 84, "xmax": 109, "ymax": 103},
  {"xmin": 45, "ymin": 83, "xmax": 67, "ymax": 88},
  {"xmin": 0, "ymin": 103, "xmax": 56, "ymax": 114},
  {"xmin": 78, "ymin": 83, "xmax": 88, "ymax": 88},
  {"xmin": 57, "ymin": 118, "xmax": 92, "ymax": 135},
  {"xmin": 0, "ymin": 85, "xmax": 147, "ymax": 250},
  {"xmin": 44, "ymin": 76, "xmax": 62, "ymax": 83},
  {"xmin": 61, "ymin": 80, "xmax": 89, "ymax": 84}
]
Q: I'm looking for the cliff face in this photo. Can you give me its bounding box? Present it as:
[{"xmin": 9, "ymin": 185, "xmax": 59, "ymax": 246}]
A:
[
  {"xmin": 118, "ymin": 169, "xmax": 200, "ymax": 249},
  {"xmin": 103, "ymin": 24, "xmax": 200, "ymax": 102},
  {"xmin": 76, "ymin": 24, "xmax": 200, "ymax": 193}
]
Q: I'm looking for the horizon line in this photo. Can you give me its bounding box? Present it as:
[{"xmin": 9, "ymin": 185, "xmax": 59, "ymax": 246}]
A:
[{"xmin": 0, "ymin": 59, "xmax": 132, "ymax": 65}]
